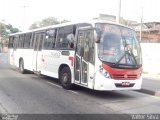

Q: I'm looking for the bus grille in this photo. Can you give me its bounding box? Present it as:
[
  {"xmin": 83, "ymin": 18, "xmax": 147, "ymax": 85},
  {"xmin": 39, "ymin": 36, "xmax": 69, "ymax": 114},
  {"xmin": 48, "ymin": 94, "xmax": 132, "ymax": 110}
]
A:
[{"xmin": 112, "ymin": 74, "xmax": 138, "ymax": 80}]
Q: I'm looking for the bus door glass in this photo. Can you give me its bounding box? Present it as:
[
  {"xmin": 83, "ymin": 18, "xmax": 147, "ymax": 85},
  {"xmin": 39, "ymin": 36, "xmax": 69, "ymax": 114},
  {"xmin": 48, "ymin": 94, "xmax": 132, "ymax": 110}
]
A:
[
  {"xmin": 75, "ymin": 29, "xmax": 93, "ymax": 85},
  {"xmin": 13, "ymin": 36, "xmax": 18, "ymax": 66},
  {"xmin": 9, "ymin": 36, "xmax": 15, "ymax": 65},
  {"xmin": 33, "ymin": 32, "xmax": 45, "ymax": 71}
]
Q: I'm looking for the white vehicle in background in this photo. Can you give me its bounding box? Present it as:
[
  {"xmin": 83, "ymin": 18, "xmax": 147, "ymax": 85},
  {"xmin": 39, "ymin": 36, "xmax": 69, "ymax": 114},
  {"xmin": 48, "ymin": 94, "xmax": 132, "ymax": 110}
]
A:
[{"xmin": 8, "ymin": 20, "xmax": 142, "ymax": 90}]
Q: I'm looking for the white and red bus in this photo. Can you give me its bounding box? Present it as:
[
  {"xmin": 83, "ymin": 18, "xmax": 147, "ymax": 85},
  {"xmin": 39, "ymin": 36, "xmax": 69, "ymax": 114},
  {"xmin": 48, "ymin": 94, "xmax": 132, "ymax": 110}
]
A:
[{"xmin": 8, "ymin": 20, "xmax": 142, "ymax": 90}]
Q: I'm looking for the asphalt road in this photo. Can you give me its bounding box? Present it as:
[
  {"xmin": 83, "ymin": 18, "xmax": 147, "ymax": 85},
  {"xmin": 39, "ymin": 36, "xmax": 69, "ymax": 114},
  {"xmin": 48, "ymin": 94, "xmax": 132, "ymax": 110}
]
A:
[{"xmin": 0, "ymin": 53, "xmax": 160, "ymax": 119}]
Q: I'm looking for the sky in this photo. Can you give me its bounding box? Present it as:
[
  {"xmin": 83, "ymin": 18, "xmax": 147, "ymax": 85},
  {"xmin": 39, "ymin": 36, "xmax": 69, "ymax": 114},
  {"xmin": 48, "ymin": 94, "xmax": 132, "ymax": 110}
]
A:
[{"xmin": 0, "ymin": 0, "xmax": 160, "ymax": 31}]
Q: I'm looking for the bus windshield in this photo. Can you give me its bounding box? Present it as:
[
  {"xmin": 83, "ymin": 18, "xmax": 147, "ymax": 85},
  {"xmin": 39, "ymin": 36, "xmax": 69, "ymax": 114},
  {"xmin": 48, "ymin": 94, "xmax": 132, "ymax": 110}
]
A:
[{"xmin": 96, "ymin": 23, "xmax": 142, "ymax": 68}]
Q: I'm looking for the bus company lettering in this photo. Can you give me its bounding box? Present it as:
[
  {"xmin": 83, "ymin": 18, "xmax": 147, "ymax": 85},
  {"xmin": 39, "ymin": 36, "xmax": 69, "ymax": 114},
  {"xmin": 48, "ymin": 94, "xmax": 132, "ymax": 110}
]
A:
[
  {"xmin": 43, "ymin": 52, "xmax": 60, "ymax": 59},
  {"xmin": 51, "ymin": 52, "xmax": 60, "ymax": 58}
]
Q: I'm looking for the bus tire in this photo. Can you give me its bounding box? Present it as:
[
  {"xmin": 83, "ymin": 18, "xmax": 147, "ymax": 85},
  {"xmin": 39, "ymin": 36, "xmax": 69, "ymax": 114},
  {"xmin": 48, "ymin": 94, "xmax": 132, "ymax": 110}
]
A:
[
  {"xmin": 60, "ymin": 67, "xmax": 73, "ymax": 90},
  {"xmin": 19, "ymin": 59, "xmax": 26, "ymax": 74}
]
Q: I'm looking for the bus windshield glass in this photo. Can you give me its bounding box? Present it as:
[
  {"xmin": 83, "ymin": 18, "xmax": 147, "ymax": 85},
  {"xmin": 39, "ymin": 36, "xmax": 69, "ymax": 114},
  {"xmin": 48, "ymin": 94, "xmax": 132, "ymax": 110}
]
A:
[{"xmin": 96, "ymin": 23, "xmax": 142, "ymax": 67}]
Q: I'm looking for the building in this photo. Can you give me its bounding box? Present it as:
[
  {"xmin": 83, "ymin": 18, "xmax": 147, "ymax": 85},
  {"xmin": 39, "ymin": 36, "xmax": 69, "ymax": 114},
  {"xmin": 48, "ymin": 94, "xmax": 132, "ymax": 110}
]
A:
[
  {"xmin": 131, "ymin": 22, "xmax": 160, "ymax": 43},
  {"xmin": 94, "ymin": 14, "xmax": 116, "ymax": 22},
  {"xmin": 94, "ymin": 14, "xmax": 137, "ymax": 26}
]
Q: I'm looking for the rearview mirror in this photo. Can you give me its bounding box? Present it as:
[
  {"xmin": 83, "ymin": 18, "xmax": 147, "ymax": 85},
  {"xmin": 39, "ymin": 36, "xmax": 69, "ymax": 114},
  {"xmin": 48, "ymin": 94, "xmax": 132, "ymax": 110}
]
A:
[{"xmin": 95, "ymin": 29, "xmax": 102, "ymax": 43}]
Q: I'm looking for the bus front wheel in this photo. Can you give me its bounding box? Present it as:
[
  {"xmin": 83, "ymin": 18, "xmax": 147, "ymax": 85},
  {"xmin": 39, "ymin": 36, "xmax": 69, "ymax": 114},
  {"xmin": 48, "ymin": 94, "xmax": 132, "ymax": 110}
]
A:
[{"xmin": 60, "ymin": 67, "xmax": 73, "ymax": 90}]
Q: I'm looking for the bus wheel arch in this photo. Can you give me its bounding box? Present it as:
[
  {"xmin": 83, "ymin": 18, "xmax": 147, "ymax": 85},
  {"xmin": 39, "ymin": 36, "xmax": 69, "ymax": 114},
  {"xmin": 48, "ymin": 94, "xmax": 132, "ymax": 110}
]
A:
[
  {"xmin": 19, "ymin": 58, "xmax": 25, "ymax": 74},
  {"xmin": 59, "ymin": 64, "xmax": 73, "ymax": 90}
]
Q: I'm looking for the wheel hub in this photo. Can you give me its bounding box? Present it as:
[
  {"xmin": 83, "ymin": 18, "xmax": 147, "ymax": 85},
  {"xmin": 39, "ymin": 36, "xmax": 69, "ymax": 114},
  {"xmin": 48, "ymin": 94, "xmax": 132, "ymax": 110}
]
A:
[{"xmin": 62, "ymin": 73, "xmax": 68, "ymax": 83}]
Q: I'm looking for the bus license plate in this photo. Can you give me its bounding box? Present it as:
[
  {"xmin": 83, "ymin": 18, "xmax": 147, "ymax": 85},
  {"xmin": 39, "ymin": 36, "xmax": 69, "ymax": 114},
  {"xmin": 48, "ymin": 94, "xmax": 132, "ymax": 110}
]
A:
[{"xmin": 121, "ymin": 82, "xmax": 130, "ymax": 86}]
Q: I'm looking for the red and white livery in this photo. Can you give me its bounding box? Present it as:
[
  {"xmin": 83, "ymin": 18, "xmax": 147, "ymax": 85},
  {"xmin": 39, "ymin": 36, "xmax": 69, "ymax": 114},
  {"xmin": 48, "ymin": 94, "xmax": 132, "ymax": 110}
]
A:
[{"xmin": 8, "ymin": 20, "xmax": 142, "ymax": 90}]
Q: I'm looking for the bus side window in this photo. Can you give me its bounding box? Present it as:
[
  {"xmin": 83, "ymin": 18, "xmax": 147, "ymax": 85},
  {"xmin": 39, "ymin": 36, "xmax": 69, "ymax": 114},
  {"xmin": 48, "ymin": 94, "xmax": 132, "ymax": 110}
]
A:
[
  {"xmin": 17, "ymin": 36, "xmax": 20, "ymax": 48},
  {"xmin": 77, "ymin": 31, "xmax": 85, "ymax": 56},
  {"xmin": 9, "ymin": 36, "xmax": 14, "ymax": 48},
  {"xmin": 88, "ymin": 30, "xmax": 94, "ymax": 64},
  {"xmin": 66, "ymin": 33, "xmax": 74, "ymax": 48},
  {"xmin": 44, "ymin": 29, "xmax": 56, "ymax": 49},
  {"xmin": 19, "ymin": 35, "xmax": 25, "ymax": 48},
  {"xmin": 34, "ymin": 34, "xmax": 39, "ymax": 50},
  {"xmin": 39, "ymin": 33, "xmax": 45, "ymax": 51},
  {"xmin": 83, "ymin": 32, "xmax": 89, "ymax": 61},
  {"xmin": 24, "ymin": 33, "xmax": 32, "ymax": 48},
  {"xmin": 56, "ymin": 25, "xmax": 74, "ymax": 49},
  {"xmin": 31, "ymin": 33, "xmax": 35, "ymax": 48},
  {"xmin": 13, "ymin": 35, "xmax": 19, "ymax": 50}
]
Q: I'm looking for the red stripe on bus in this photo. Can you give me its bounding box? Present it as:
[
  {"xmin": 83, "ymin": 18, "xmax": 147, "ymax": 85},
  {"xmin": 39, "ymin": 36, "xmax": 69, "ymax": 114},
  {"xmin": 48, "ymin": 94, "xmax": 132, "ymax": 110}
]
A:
[
  {"xmin": 102, "ymin": 63, "xmax": 142, "ymax": 80},
  {"xmin": 41, "ymin": 55, "xmax": 45, "ymax": 62},
  {"xmin": 69, "ymin": 57, "xmax": 74, "ymax": 66}
]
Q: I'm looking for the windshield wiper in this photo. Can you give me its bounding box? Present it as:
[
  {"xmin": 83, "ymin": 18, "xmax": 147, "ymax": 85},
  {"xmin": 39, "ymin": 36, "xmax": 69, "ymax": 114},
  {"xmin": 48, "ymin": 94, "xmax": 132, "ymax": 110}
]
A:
[
  {"xmin": 126, "ymin": 48, "xmax": 137, "ymax": 65},
  {"xmin": 115, "ymin": 31, "xmax": 137, "ymax": 66},
  {"xmin": 115, "ymin": 53, "xmax": 125, "ymax": 67},
  {"xmin": 115, "ymin": 51, "xmax": 137, "ymax": 67}
]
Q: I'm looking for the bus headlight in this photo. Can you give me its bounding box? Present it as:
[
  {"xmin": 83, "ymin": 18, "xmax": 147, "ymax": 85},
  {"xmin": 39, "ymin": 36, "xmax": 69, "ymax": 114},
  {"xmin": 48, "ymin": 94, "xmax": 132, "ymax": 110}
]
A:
[
  {"xmin": 102, "ymin": 70, "xmax": 110, "ymax": 78},
  {"xmin": 99, "ymin": 66, "xmax": 110, "ymax": 78}
]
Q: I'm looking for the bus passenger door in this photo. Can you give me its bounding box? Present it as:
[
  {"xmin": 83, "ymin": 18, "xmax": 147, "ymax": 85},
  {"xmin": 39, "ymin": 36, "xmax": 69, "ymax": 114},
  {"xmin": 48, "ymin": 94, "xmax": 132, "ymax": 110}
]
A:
[
  {"xmin": 32, "ymin": 32, "xmax": 45, "ymax": 72},
  {"xmin": 75, "ymin": 28, "xmax": 95, "ymax": 88},
  {"xmin": 11, "ymin": 38, "xmax": 17, "ymax": 65}
]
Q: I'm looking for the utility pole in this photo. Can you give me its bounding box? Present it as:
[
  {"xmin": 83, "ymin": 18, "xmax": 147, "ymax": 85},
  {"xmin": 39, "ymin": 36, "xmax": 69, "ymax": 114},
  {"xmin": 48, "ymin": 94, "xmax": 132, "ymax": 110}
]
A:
[
  {"xmin": 23, "ymin": 5, "xmax": 28, "ymax": 31},
  {"xmin": 140, "ymin": 8, "xmax": 143, "ymax": 42},
  {"xmin": 20, "ymin": 5, "xmax": 29, "ymax": 31},
  {"xmin": 116, "ymin": 0, "xmax": 121, "ymax": 24}
]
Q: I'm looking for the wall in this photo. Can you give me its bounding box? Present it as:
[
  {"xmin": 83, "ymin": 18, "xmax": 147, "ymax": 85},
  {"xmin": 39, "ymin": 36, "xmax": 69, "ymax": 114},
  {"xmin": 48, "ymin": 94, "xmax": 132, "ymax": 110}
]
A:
[
  {"xmin": 141, "ymin": 43, "xmax": 160, "ymax": 74},
  {"xmin": 2, "ymin": 47, "xmax": 8, "ymax": 53}
]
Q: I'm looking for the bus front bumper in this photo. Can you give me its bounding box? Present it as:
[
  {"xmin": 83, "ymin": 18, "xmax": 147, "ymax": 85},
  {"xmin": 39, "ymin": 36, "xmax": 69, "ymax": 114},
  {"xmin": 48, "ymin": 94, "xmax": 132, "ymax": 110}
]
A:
[{"xmin": 94, "ymin": 72, "xmax": 143, "ymax": 91}]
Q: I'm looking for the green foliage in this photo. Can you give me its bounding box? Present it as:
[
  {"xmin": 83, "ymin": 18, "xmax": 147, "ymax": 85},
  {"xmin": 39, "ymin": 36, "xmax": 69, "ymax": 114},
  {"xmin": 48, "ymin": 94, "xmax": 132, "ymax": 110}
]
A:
[
  {"xmin": 0, "ymin": 23, "xmax": 20, "ymax": 43},
  {"xmin": 29, "ymin": 17, "xmax": 70, "ymax": 30},
  {"xmin": 6, "ymin": 24, "xmax": 19, "ymax": 33},
  {"xmin": 40, "ymin": 17, "xmax": 60, "ymax": 27},
  {"xmin": 29, "ymin": 22, "xmax": 40, "ymax": 30},
  {"xmin": 60, "ymin": 19, "xmax": 70, "ymax": 23}
]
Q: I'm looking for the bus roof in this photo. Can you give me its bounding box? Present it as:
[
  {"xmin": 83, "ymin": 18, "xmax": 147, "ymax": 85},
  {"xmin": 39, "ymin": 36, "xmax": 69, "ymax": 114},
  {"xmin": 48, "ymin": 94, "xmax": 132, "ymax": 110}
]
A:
[{"xmin": 9, "ymin": 19, "xmax": 133, "ymax": 36}]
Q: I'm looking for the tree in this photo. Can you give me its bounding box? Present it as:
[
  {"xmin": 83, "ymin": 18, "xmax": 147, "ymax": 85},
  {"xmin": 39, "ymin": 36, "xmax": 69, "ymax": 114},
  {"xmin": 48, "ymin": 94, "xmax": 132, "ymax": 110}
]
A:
[
  {"xmin": 29, "ymin": 17, "xmax": 70, "ymax": 30},
  {"xmin": 60, "ymin": 19, "xmax": 70, "ymax": 23},
  {"xmin": 6, "ymin": 24, "xmax": 19, "ymax": 33},
  {"xmin": 0, "ymin": 22, "xmax": 20, "ymax": 44},
  {"xmin": 29, "ymin": 22, "xmax": 40, "ymax": 30},
  {"xmin": 40, "ymin": 17, "xmax": 60, "ymax": 27},
  {"xmin": 0, "ymin": 23, "xmax": 8, "ymax": 41}
]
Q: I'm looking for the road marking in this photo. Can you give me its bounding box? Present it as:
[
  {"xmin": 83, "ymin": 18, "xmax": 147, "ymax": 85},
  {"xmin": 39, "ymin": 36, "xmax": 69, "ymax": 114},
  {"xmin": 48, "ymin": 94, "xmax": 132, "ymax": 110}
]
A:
[
  {"xmin": 47, "ymin": 82, "xmax": 78, "ymax": 94},
  {"xmin": 47, "ymin": 81, "xmax": 62, "ymax": 88},
  {"xmin": 69, "ymin": 90, "xmax": 79, "ymax": 95}
]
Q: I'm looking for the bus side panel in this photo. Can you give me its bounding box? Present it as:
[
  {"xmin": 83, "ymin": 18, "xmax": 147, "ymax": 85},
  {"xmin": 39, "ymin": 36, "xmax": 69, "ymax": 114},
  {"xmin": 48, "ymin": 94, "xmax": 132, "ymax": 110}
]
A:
[
  {"xmin": 22, "ymin": 49, "xmax": 34, "ymax": 71},
  {"xmin": 39, "ymin": 50, "xmax": 75, "ymax": 80},
  {"xmin": 87, "ymin": 63, "xmax": 95, "ymax": 89},
  {"xmin": 38, "ymin": 50, "xmax": 59, "ymax": 78},
  {"xmin": 13, "ymin": 49, "xmax": 19, "ymax": 67},
  {"xmin": 56, "ymin": 51, "xmax": 75, "ymax": 82},
  {"xmin": 8, "ymin": 49, "xmax": 14, "ymax": 65},
  {"xmin": 14, "ymin": 49, "xmax": 22, "ymax": 68}
]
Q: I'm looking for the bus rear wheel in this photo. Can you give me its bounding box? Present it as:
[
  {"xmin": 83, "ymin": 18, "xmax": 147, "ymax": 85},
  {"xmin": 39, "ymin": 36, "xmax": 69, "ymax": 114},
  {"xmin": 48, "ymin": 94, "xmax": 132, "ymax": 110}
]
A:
[
  {"xmin": 60, "ymin": 67, "xmax": 73, "ymax": 90},
  {"xmin": 19, "ymin": 59, "xmax": 26, "ymax": 74}
]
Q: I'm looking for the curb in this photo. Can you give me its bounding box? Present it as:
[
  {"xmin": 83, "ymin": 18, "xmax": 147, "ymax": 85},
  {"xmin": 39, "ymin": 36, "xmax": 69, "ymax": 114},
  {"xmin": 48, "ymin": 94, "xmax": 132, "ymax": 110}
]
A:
[
  {"xmin": 143, "ymin": 77, "xmax": 160, "ymax": 81},
  {"xmin": 137, "ymin": 88, "xmax": 160, "ymax": 97}
]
